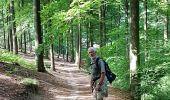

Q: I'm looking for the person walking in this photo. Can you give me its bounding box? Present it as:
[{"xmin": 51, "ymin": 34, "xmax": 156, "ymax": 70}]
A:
[{"xmin": 88, "ymin": 47, "xmax": 108, "ymax": 100}]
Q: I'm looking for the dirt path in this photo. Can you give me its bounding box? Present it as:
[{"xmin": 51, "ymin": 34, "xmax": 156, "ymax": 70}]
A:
[
  {"xmin": 0, "ymin": 52, "xmax": 131, "ymax": 100},
  {"xmin": 20, "ymin": 53, "xmax": 131, "ymax": 100}
]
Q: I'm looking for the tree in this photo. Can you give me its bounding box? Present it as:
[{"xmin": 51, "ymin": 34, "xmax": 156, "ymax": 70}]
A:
[
  {"xmin": 1, "ymin": 7, "xmax": 6, "ymax": 49},
  {"xmin": 99, "ymin": 0, "xmax": 106, "ymax": 48},
  {"xmin": 144, "ymin": 0, "xmax": 148, "ymax": 63},
  {"xmin": 70, "ymin": 25, "xmax": 75, "ymax": 62},
  {"xmin": 75, "ymin": 23, "xmax": 81, "ymax": 69},
  {"xmin": 164, "ymin": 0, "xmax": 169, "ymax": 43},
  {"xmin": 125, "ymin": 0, "xmax": 129, "ymax": 58},
  {"xmin": 75, "ymin": 0, "xmax": 82, "ymax": 69},
  {"xmin": 8, "ymin": 3, "xmax": 13, "ymax": 52},
  {"xmin": 129, "ymin": 0, "xmax": 140, "ymax": 99},
  {"xmin": 11, "ymin": 0, "xmax": 18, "ymax": 54},
  {"xmin": 33, "ymin": 0, "xmax": 46, "ymax": 72},
  {"xmin": 50, "ymin": 42, "xmax": 55, "ymax": 71},
  {"xmin": 23, "ymin": 30, "xmax": 26, "ymax": 54}
]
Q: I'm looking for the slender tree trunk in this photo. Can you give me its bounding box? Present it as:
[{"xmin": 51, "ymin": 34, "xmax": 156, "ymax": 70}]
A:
[
  {"xmin": 11, "ymin": 0, "xmax": 18, "ymax": 54},
  {"xmin": 57, "ymin": 36, "xmax": 61, "ymax": 58},
  {"xmin": 33, "ymin": 0, "xmax": 45, "ymax": 72},
  {"xmin": 9, "ymin": 4, "xmax": 13, "ymax": 52},
  {"xmin": 43, "ymin": 25, "xmax": 49, "ymax": 59},
  {"xmin": 70, "ymin": 26, "xmax": 74, "ymax": 62},
  {"xmin": 75, "ymin": 27, "xmax": 79, "ymax": 66},
  {"xmin": 28, "ymin": 26, "xmax": 32, "ymax": 53},
  {"xmin": 89, "ymin": 22, "xmax": 93, "ymax": 47},
  {"xmin": 50, "ymin": 43, "xmax": 55, "ymax": 71},
  {"xmin": 49, "ymin": 17, "xmax": 55, "ymax": 70},
  {"xmin": 18, "ymin": 0, "xmax": 24, "ymax": 52},
  {"xmin": 99, "ymin": 0, "xmax": 106, "ymax": 57},
  {"xmin": 144, "ymin": 0, "xmax": 148, "ymax": 63},
  {"xmin": 130, "ymin": 0, "xmax": 140, "ymax": 99},
  {"xmin": 125, "ymin": 0, "xmax": 129, "ymax": 58},
  {"xmin": 2, "ymin": 9, "xmax": 6, "ymax": 49},
  {"xmin": 167, "ymin": 0, "xmax": 169, "ymax": 40},
  {"xmin": 75, "ymin": 24, "xmax": 81, "ymax": 68},
  {"xmin": 9, "ymin": 25, "xmax": 13, "ymax": 52},
  {"xmin": 164, "ymin": 0, "xmax": 169, "ymax": 43},
  {"xmin": 19, "ymin": 0, "xmax": 24, "ymax": 7},
  {"xmin": 20, "ymin": 34, "xmax": 23, "ymax": 52},
  {"xmin": 99, "ymin": 0, "xmax": 104, "ymax": 48},
  {"xmin": 79, "ymin": 23, "xmax": 81, "ymax": 69},
  {"xmin": 6, "ymin": 5, "xmax": 10, "ymax": 51},
  {"xmin": 87, "ymin": 23, "xmax": 89, "ymax": 49},
  {"xmin": 66, "ymin": 32, "xmax": 69, "ymax": 62},
  {"xmin": 61, "ymin": 34, "xmax": 64, "ymax": 60},
  {"xmin": 103, "ymin": 1, "xmax": 106, "ymax": 45},
  {"xmin": 8, "ymin": 33, "xmax": 10, "ymax": 51},
  {"xmin": 24, "ymin": 31, "xmax": 26, "ymax": 54}
]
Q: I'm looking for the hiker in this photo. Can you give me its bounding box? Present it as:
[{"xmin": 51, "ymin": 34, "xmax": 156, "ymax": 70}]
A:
[{"xmin": 88, "ymin": 47, "xmax": 108, "ymax": 100}]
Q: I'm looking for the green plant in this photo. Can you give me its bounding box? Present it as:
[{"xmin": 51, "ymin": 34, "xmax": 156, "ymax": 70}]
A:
[
  {"xmin": 0, "ymin": 51, "xmax": 36, "ymax": 70},
  {"xmin": 21, "ymin": 78, "xmax": 39, "ymax": 93}
]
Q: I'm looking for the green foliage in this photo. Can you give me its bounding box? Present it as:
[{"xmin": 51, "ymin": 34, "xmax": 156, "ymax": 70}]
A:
[
  {"xmin": 98, "ymin": 45, "xmax": 130, "ymax": 90},
  {"xmin": 81, "ymin": 48, "xmax": 91, "ymax": 72},
  {"xmin": 141, "ymin": 75, "xmax": 170, "ymax": 100},
  {"xmin": 95, "ymin": 25, "xmax": 130, "ymax": 90},
  {"xmin": 21, "ymin": 78, "xmax": 39, "ymax": 86},
  {"xmin": 140, "ymin": 40, "xmax": 170, "ymax": 99},
  {"xmin": 0, "ymin": 51, "xmax": 36, "ymax": 70},
  {"xmin": 21, "ymin": 78, "xmax": 39, "ymax": 93}
]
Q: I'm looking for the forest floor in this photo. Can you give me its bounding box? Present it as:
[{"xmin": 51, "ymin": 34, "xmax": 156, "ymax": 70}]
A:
[{"xmin": 0, "ymin": 52, "xmax": 131, "ymax": 100}]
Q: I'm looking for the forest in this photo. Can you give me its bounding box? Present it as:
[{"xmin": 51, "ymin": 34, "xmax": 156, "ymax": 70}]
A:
[{"xmin": 0, "ymin": 0, "xmax": 170, "ymax": 100}]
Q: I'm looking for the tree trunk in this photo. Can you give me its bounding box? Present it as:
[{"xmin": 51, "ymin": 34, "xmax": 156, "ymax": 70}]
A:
[
  {"xmin": 61, "ymin": 34, "xmax": 64, "ymax": 60},
  {"xmin": 28, "ymin": 25, "xmax": 32, "ymax": 53},
  {"xmin": 89, "ymin": 22, "xmax": 93, "ymax": 47},
  {"xmin": 99, "ymin": 0, "xmax": 105, "ymax": 48},
  {"xmin": 50, "ymin": 43, "xmax": 55, "ymax": 71},
  {"xmin": 33, "ymin": 0, "xmax": 45, "ymax": 72},
  {"xmin": 19, "ymin": 0, "xmax": 24, "ymax": 7},
  {"xmin": 66, "ymin": 32, "xmax": 69, "ymax": 62},
  {"xmin": 11, "ymin": 0, "xmax": 18, "ymax": 55},
  {"xmin": 20, "ymin": 34, "xmax": 23, "ymax": 52},
  {"xmin": 57, "ymin": 36, "xmax": 61, "ymax": 58},
  {"xmin": 6, "ymin": 5, "xmax": 10, "ymax": 51},
  {"xmin": 8, "ymin": 33, "xmax": 10, "ymax": 51},
  {"xmin": 70, "ymin": 26, "xmax": 74, "ymax": 62},
  {"xmin": 130, "ymin": 0, "xmax": 140, "ymax": 99},
  {"xmin": 75, "ymin": 24, "xmax": 81, "ymax": 69},
  {"xmin": 24, "ymin": 31, "xmax": 26, "ymax": 54},
  {"xmin": 87, "ymin": 23, "xmax": 89, "ymax": 49},
  {"xmin": 2, "ymin": 9, "xmax": 6, "ymax": 49},
  {"xmin": 9, "ymin": 4, "xmax": 13, "ymax": 52},
  {"xmin": 164, "ymin": 0, "xmax": 169, "ymax": 43},
  {"xmin": 78, "ymin": 23, "xmax": 81, "ymax": 69},
  {"xmin": 125, "ymin": 0, "xmax": 129, "ymax": 58},
  {"xmin": 144, "ymin": 0, "xmax": 148, "ymax": 63},
  {"xmin": 43, "ymin": 25, "xmax": 49, "ymax": 59},
  {"xmin": 103, "ymin": 1, "xmax": 106, "ymax": 45}
]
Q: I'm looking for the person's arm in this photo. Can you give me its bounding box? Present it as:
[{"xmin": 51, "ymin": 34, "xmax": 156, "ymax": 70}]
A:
[
  {"xmin": 96, "ymin": 59, "xmax": 105, "ymax": 91},
  {"xmin": 98, "ymin": 59, "xmax": 105, "ymax": 85},
  {"xmin": 90, "ymin": 79, "xmax": 94, "ymax": 92},
  {"xmin": 98, "ymin": 72, "xmax": 105, "ymax": 85},
  {"xmin": 95, "ymin": 72, "xmax": 105, "ymax": 91}
]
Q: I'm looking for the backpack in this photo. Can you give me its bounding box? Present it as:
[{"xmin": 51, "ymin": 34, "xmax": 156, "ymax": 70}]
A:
[{"xmin": 96, "ymin": 57, "xmax": 116, "ymax": 84}]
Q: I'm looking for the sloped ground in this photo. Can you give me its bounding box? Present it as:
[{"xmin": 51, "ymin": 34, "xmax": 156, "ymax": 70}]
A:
[{"xmin": 0, "ymin": 54, "xmax": 131, "ymax": 100}]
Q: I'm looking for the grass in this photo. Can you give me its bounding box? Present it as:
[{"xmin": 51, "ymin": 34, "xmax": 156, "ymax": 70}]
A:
[
  {"xmin": 21, "ymin": 78, "xmax": 39, "ymax": 93},
  {"xmin": 21, "ymin": 78, "xmax": 39, "ymax": 86},
  {"xmin": 0, "ymin": 50, "xmax": 36, "ymax": 70}
]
